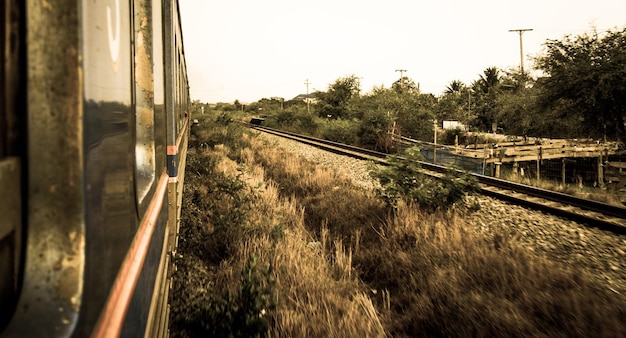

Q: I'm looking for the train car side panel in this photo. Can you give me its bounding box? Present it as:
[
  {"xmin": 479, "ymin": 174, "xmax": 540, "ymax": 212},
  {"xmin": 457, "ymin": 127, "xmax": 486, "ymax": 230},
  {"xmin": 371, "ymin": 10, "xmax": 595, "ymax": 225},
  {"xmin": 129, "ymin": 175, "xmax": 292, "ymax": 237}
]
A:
[
  {"xmin": 1, "ymin": 0, "xmax": 190, "ymax": 336},
  {"xmin": 3, "ymin": 1, "xmax": 85, "ymax": 336},
  {"xmin": 77, "ymin": 0, "xmax": 138, "ymax": 336},
  {"xmin": 164, "ymin": 2, "xmax": 190, "ymax": 304}
]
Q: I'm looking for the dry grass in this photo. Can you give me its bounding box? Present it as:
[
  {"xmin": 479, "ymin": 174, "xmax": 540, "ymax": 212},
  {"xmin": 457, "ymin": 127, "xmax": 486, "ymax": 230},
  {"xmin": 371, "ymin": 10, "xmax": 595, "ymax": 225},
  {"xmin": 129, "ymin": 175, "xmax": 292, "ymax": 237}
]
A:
[
  {"xmin": 359, "ymin": 203, "xmax": 626, "ymax": 337},
  {"xmin": 238, "ymin": 138, "xmax": 386, "ymax": 337},
  {"xmin": 171, "ymin": 125, "xmax": 385, "ymax": 337},
  {"xmin": 246, "ymin": 133, "xmax": 626, "ymax": 337},
  {"xmin": 172, "ymin": 119, "xmax": 626, "ymax": 337}
]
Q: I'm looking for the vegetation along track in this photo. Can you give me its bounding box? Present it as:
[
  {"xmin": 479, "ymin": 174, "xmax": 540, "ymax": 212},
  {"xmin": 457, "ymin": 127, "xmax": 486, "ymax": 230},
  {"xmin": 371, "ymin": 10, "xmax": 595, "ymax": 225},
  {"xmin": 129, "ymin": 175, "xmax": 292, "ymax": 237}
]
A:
[{"xmin": 249, "ymin": 124, "xmax": 626, "ymax": 234}]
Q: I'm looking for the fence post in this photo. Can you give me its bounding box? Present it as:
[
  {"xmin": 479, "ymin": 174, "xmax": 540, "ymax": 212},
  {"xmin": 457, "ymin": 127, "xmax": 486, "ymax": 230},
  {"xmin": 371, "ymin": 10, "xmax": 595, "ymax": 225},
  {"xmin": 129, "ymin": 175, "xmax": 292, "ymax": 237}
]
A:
[
  {"xmin": 536, "ymin": 147, "xmax": 542, "ymax": 180},
  {"xmin": 561, "ymin": 158, "xmax": 566, "ymax": 186},
  {"xmin": 598, "ymin": 154, "xmax": 604, "ymax": 188}
]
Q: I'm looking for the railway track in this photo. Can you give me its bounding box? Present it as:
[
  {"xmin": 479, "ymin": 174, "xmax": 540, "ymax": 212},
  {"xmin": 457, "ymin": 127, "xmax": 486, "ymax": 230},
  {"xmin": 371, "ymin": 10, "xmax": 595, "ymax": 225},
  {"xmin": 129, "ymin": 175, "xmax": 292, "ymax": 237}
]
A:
[{"xmin": 250, "ymin": 124, "xmax": 626, "ymax": 234}]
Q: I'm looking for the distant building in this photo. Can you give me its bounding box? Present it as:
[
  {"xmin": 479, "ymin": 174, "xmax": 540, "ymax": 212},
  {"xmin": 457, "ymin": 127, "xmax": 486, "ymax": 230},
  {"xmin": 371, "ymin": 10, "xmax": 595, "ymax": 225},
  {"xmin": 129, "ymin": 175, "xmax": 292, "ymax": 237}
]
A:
[
  {"xmin": 443, "ymin": 120, "xmax": 466, "ymax": 130},
  {"xmin": 292, "ymin": 93, "xmax": 319, "ymax": 104}
]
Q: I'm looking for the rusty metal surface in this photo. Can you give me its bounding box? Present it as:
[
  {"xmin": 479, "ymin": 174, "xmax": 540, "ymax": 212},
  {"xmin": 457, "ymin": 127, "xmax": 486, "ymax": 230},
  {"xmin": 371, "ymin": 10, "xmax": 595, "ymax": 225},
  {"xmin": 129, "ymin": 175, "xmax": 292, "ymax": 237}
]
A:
[
  {"xmin": 2, "ymin": 0, "xmax": 24, "ymax": 158},
  {"xmin": 2, "ymin": 0, "xmax": 189, "ymax": 336},
  {"xmin": 3, "ymin": 0, "xmax": 85, "ymax": 336},
  {"xmin": 0, "ymin": 158, "xmax": 20, "ymax": 331},
  {"xmin": 134, "ymin": 0, "xmax": 157, "ymax": 211},
  {"xmin": 0, "ymin": 158, "xmax": 19, "ymax": 240}
]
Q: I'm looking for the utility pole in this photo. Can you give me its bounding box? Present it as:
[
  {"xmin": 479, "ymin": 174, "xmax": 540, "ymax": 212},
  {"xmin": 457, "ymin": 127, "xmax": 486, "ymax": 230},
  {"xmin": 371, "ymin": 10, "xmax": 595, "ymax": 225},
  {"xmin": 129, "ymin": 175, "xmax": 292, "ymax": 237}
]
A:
[
  {"xmin": 395, "ymin": 69, "xmax": 407, "ymax": 83},
  {"xmin": 508, "ymin": 28, "xmax": 533, "ymax": 75},
  {"xmin": 433, "ymin": 119, "xmax": 437, "ymax": 163},
  {"xmin": 304, "ymin": 79, "xmax": 311, "ymax": 114}
]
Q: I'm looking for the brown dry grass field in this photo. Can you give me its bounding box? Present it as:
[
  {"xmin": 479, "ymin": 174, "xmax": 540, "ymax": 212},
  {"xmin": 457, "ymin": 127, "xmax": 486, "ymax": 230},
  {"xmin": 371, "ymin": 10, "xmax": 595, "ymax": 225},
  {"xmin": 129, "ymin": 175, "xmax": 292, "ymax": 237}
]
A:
[{"xmin": 169, "ymin": 116, "xmax": 626, "ymax": 337}]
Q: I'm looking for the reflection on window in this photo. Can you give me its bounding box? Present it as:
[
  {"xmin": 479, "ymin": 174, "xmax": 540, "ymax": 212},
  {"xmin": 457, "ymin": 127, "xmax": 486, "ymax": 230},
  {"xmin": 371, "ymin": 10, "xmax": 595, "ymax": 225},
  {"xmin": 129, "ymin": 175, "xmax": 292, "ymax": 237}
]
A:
[
  {"xmin": 134, "ymin": 1, "xmax": 155, "ymax": 206},
  {"xmin": 135, "ymin": 104, "xmax": 156, "ymax": 205}
]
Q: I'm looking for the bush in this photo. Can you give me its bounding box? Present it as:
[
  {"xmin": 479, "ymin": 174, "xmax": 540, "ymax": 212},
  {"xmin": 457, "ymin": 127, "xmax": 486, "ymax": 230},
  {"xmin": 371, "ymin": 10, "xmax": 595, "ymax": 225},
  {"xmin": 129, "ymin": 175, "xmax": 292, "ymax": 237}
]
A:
[
  {"xmin": 193, "ymin": 254, "xmax": 276, "ymax": 338},
  {"xmin": 189, "ymin": 113, "xmax": 250, "ymax": 159},
  {"xmin": 264, "ymin": 109, "xmax": 319, "ymax": 135},
  {"xmin": 171, "ymin": 140, "xmax": 277, "ymax": 337},
  {"xmin": 357, "ymin": 110, "xmax": 395, "ymax": 152},
  {"xmin": 319, "ymin": 119, "xmax": 359, "ymax": 144},
  {"xmin": 440, "ymin": 127, "xmax": 464, "ymax": 145},
  {"xmin": 370, "ymin": 146, "xmax": 479, "ymax": 211}
]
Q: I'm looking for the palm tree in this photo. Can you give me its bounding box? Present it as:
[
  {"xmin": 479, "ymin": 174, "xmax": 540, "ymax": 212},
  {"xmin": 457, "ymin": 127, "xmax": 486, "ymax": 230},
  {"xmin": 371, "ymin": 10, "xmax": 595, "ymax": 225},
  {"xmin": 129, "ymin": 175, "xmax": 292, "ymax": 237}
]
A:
[
  {"xmin": 469, "ymin": 67, "xmax": 502, "ymax": 132},
  {"xmin": 444, "ymin": 80, "xmax": 465, "ymax": 95},
  {"xmin": 475, "ymin": 67, "xmax": 501, "ymax": 94}
]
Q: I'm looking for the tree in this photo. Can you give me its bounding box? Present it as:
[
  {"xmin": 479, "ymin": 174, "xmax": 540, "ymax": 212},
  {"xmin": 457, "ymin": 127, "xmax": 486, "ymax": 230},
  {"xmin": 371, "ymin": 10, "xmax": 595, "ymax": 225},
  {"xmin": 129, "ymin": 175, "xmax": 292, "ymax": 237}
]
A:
[
  {"xmin": 315, "ymin": 75, "xmax": 361, "ymax": 119},
  {"xmin": 437, "ymin": 80, "xmax": 476, "ymax": 127},
  {"xmin": 496, "ymin": 88, "xmax": 537, "ymax": 136},
  {"xmin": 392, "ymin": 76, "xmax": 419, "ymax": 94},
  {"xmin": 493, "ymin": 69, "xmax": 540, "ymax": 136},
  {"xmin": 475, "ymin": 67, "xmax": 501, "ymax": 94},
  {"xmin": 350, "ymin": 86, "xmax": 398, "ymax": 151},
  {"xmin": 397, "ymin": 93, "xmax": 436, "ymax": 141},
  {"xmin": 352, "ymin": 84, "xmax": 435, "ymax": 143},
  {"xmin": 444, "ymin": 80, "xmax": 465, "ymax": 95},
  {"xmin": 534, "ymin": 27, "xmax": 626, "ymax": 144},
  {"xmin": 471, "ymin": 67, "xmax": 502, "ymax": 132}
]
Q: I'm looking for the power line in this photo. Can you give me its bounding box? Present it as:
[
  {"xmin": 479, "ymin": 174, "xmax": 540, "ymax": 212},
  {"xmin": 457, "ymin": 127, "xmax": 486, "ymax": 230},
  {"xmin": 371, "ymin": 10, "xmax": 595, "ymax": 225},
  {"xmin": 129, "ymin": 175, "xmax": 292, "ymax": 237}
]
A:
[{"xmin": 508, "ymin": 28, "xmax": 533, "ymax": 74}]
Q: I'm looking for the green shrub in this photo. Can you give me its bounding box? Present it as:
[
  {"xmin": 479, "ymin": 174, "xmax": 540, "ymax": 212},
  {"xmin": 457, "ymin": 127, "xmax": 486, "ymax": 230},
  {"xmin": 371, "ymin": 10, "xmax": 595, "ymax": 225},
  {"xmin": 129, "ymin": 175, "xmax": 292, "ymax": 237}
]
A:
[
  {"xmin": 189, "ymin": 113, "xmax": 250, "ymax": 159},
  {"xmin": 180, "ymin": 151, "xmax": 252, "ymax": 264},
  {"xmin": 171, "ymin": 144, "xmax": 275, "ymax": 337},
  {"xmin": 293, "ymin": 112, "xmax": 318, "ymax": 134},
  {"xmin": 370, "ymin": 146, "xmax": 479, "ymax": 211},
  {"xmin": 357, "ymin": 110, "xmax": 395, "ymax": 152},
  {"xmin": 440, "ymin": 127, "xmax": 464, "ymax": 145},
  {"xmin": 192, "ymin": 254, "xmax": 276, "ymax": 338},
  {"xmin": 264, "ymin": 109, "xmax": 319, "ymax": 135},
  {"xmin": 319, "ymin": 119, "xmax": 359, "ymax": 144}
]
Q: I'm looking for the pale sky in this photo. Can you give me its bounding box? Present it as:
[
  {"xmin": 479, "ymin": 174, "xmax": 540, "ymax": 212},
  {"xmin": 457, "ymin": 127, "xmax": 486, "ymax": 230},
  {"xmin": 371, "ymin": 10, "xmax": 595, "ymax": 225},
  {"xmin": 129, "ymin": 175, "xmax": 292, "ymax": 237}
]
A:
[{"xmin": 179, "ymin": 0, "xmax": 626, "ymax": 103}]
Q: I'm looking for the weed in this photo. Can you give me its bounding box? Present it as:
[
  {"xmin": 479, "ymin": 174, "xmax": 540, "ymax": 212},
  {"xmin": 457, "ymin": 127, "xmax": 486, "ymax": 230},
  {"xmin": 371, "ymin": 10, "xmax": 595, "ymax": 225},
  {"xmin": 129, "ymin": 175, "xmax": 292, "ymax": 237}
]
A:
[
  {"xmin": 370, "ymin": 146, "xmax": 479, "ymax": 211},
  {"xmin": 198, "ymin": 254, "xmax": 276, "ymax": 338}
]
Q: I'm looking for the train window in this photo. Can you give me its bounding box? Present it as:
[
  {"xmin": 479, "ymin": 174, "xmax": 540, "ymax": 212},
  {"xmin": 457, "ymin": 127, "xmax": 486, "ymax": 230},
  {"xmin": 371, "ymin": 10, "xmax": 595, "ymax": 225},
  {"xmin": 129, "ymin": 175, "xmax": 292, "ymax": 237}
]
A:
[
  {"xmin": 175, "ymin": 51, "xmax": 179, "ymax": 131},
  {"xmin": 152, "ymin": 0, "xmax": 164, "ymax": 172},
  {"xmin": 134, "ymin": 0, "xmax": 156, "ymax": 208}
]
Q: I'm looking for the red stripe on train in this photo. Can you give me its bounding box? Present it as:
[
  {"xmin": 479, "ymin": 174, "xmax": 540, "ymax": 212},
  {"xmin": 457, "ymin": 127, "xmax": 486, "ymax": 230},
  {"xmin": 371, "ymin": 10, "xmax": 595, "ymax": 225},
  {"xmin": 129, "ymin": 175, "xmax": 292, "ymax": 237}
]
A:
[{"xmin": 92, "ymin": 172, "xmax": 169, "ymax": 338}]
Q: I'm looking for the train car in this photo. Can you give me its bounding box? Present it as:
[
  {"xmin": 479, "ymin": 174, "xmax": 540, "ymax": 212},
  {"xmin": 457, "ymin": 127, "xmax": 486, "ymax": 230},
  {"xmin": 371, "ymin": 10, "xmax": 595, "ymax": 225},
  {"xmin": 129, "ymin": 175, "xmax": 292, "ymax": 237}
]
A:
[{"xmin": 0, "ymin": 0, "xmax": 189, "ymax": 336}]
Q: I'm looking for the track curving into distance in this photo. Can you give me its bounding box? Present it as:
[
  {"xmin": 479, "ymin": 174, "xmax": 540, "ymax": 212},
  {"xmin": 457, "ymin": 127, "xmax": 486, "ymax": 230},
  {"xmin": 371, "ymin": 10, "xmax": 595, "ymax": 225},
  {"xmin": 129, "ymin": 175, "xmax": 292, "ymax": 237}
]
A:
[{"xmin": 249, "ymin": 124, "xmax": 626, "ymax": 235}]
